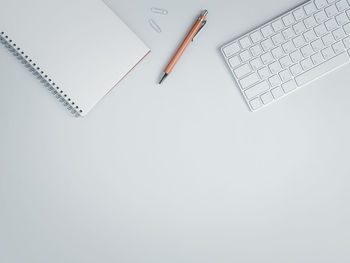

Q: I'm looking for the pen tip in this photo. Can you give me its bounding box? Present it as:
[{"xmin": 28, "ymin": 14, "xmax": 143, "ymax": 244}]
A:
[{"xmin": 159, "ymin": 73, "xmax": 168, "ymax": 84}]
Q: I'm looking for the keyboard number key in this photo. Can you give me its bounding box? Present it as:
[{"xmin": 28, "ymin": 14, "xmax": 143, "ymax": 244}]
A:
[
  {"xmin": 271, "ymin": 87, "xmax": 285, "ymax": 99},
  {"xmin": 293, "ymin": 8, "xmax": 305, "ymax": 20},
  {"xmin": 272, "ymin": 20, "xmax": 284, "ymax": 32},
  {"xmin": 223, "ymin": 42, "xmax": 240, "ymax": 57},
  {"xmin": 282, "ymin": 14, "xmax": 295, "ymax": 26},
  {"xmin": 250, "ymin": 31, "xmax": 263, "ymax": 43},
  {"xmin": 239, "ymin": 36, "xmax": 252, "ymax": 49},
  {"xmin": 260, "ymin": 92, "xmax": 274, "ymax": 104},
  {"xmin": 304, "ymin": 3, "xmax": 317, "ymax": 15},
  {"xmin": 315, "ymin": 0, "xmax": 328, "ymax": 9},
  {"xmin": 261, "ymin": 25, "xmax": 274, "ymax": 38},
  {"xmin": 315, "ymin": 11, "xmax": 328, "ymax": 24}
]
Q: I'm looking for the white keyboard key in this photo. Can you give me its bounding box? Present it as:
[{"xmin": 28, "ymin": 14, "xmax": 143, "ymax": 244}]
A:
[
  {"xmin": 250, "ymin": 31, "xmax": 263, "ymax": 43},
  {"xmin": 250, "ymin": 44, "xmax": 263, "ymax": 56},
  {"xmin": 269, "ymin": 61, "xmax": 282, "ymax": 73},
  {"xmin": 271, "ymin": 46, "xmax": 285, "ymax": 59},
  {"xmin": 293, "ymin": 35, "xmax": 306, "ymax": 47},
  {"xmin": 293, "ymin": 8, "xmax": 305, "ymax": 20},
  {"xmin": 261, "ymin": 38, "xmax": 274, "ymax": 51},
  {"xmin": 311, "ymin": 39, "xmax": 324, "ymax": 51},
  {"xmin": 261, "ymin": 25, "xmax": 274, "ymax": 38},
  {"xmin": 300, "ymin": 57, "xmax": 313, "ymax": 70},
  {"xmin": 290, "ymin": 63, "xmax": 303, "ymax": 75},
  {"xmin": 322, "ymin": 46, "xmax": 335, "ymax": 59},
  {"xmin": 240, "ymin": 50, "xmax": 252, "ymax": 62},
  {"xmin": 250, "ymin": 98, "xmax": 263, "ymax": 110},
  {"xmin": 295, "ymin": 52, "xmax": 349, "ymax": 86},
  {"xmin": 261, "ymin": 52, "xmax": 274, "ymax": 64},
  {"xmin": 269, "ymin": 75, "xmax": 281, "ymax": 87},
  {"xmin": 234, "ymin": 63, "xmax": 251, "ymax": 78},
  {"xmin": 336, "ymin": 13, "xmax": 349, "ymax": 26},
  {"xmin": 325, "ymin": 19, "xmax": 339, "ymax": 31},
  {"xmin": 343, "ymin": 36, "xmax": 350, "ymax": 48},
  {"xmin": 280, "ymin": 55, "xmax": 293, "ymax": 68},
  {"xmin": 258, "ymin": 67, "xmax": 271, "ymax": 79},
  {"xmin": 282, "ymin": 28, "xmax": 295, "ymax": 39},
  {"xmin": 336, "ymin": 0, "xmax": 349, "ymax": 11},
  {"xmin": 304, "ymin": 16, "xmax": 317, "ymax": 29},
  {"xmin": 311, "ymin": 52, "xmax": 324, "ymax": 64},
  {"xmin": 333, "ymin": 28, "xmax": 346, "ymax": 41},
  {"xmin": 315, "ymin": 0, "xmax": 328, "ymax": 9},
  {"xmin": 271, "ymin": 33, "xmax": 285, "ymax": 45},
  {"xmin": 240, "ymin": 37, "xmax": 252, "ymax": 49},
  {"xmin": 293, "ymin": 22, "xmax": 306, "ymax": 34},
  {"xmin": 315, "ymin": 11, "xmax": 328, "ymax": 24},
  {"xmin": 322, "ymin": 33, "xmax": 335, "ymax": 46},
  {"xmin": 240, "ymin": 73, "xmax": 260, "ymax": 89},
  {"xmin": 343, "ymin": 23, "xmax": 350, "ymax": 35},
  {"xmin": 282, "ymin": 14, "xmax": 295, "ymax": 26},
  {"xmin": 250, "ymin": 57, "xmax": 263, "ymax": 70},
  {"xmin": 290, "ymin": 50, "xmax": 303, "ymax": 62},
  {"xmin": 272, "ymin": 20, "xmax": 284, "ymax": 32},
  {"xmin": 271, "ymin": 86, "xmax": 284, "ymax": 98},
  {"xmin": 282, "ymin": 41, "xmax": 295, "ymax": 53},
  {"xmin": 301, "ymin": 44, "xmax": 314, "ymax": 57},
  {"xmin": 332, "ymin": 41, "xmax": 345, "ymax": 53},
  {"xmin": 325, "ymin": 5, "xmax": 339, "ymax": 17},
  {"xmin": 304, "ymin": 30, "xmax": 317, "ymax": 42},
  {"xmin": 280, "ymin": 69, "xmax": 292, "ymax": 81},
  {"xmin": 260, "ymin": 92, "xmax": 274, "ymax": 104},
  {"xmin": 304, "ymin": 3, "xmax": 317, "ymax": 15},
  {"xmin": 245, "ymin": 81, "xmax": 270, "ymax": 99},
  {"xmin": 282, "ymin": 79, "xmax": 297, "ymax": 93},
  {"xmin": 315, "ymin": 24, "xmax": 327, "ymax": 37},
  {"xmin": 229, "ymin": 56, "xmax": 241, "ymax": 68},
  {"xmin": 223, "ymin": 42, "xmax": 240, "ymax": 57}
]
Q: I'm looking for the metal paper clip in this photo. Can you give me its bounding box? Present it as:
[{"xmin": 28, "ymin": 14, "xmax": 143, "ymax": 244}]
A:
[
  {"xmin": 151, "ymin": 7, "xmax": 168, "ymax": 15},
  {"xmin": 149, "ymin": 19, "xmax": 162, "ymax": 33}
]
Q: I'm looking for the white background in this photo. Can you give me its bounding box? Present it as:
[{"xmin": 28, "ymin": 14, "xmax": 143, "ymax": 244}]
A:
[{"xmin": 1, "ymin": 0, "xmax": 350, "ymax": 262}]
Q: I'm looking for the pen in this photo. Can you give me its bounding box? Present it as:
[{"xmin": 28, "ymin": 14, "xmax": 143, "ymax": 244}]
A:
[{"xmin": 159, "ymin": 10, "xmax": 208, "ymax": 84}]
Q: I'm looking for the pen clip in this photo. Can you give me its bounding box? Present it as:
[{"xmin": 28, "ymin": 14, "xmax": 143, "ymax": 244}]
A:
[{"xmin": 192, "ymin": 20, "xmax": 206, "ymax": 42}]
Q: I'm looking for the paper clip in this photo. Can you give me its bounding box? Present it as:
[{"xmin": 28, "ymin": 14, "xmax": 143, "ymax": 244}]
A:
[
  {"xmin": 149, "ymin": 19, "xmax": 162, "ymax": 33},
  {"xmin": 151, "ymin": 7, "xmax": 168, "ymax": 15}
]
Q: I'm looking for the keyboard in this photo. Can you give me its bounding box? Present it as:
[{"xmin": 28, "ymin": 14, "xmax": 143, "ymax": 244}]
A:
[{"xmin": 221, "ymin": 0, "xmax": 350, "ymax": 111}]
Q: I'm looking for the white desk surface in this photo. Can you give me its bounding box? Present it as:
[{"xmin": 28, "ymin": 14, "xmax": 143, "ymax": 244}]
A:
[{"xmin": 1, "ymin": 0, "xmax": 350, "ymax": 262}]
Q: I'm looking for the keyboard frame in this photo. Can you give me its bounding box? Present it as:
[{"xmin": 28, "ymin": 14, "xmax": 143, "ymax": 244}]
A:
[{"xmin": 221, "ymin": 0, "xmax": 348, "ymax": 112}]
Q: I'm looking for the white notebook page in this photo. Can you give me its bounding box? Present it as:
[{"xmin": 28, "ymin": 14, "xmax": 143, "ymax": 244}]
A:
[{"xmin": 0, "ymin": 0, "xmax": 150, "ymax": 116}]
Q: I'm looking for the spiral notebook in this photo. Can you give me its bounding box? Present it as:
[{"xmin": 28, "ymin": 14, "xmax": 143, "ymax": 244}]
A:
[{"xmin": 0, "ymin": 0, "xmax": 150, "ymax": 116}]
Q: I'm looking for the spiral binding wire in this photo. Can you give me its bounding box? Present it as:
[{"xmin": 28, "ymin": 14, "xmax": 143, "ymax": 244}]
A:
[{"xmin": 0, "ymin": 31, "xmax": 83, "ymax": 117}]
